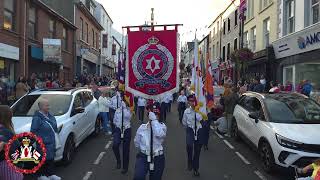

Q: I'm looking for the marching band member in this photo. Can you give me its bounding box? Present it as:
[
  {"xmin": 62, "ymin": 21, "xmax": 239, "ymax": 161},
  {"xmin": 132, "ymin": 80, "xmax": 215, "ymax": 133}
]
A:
[
  {"xmin": 133, "ymin": 103, "xmax": 167, "ymax": 180},
  {"xmin": 112, "ymin": 97, "xmax": 132, "ymax": 174},
  {"xmin": 182, "ymin": 94, "xmax": 205, "ymax": 177},
  {"xmin": 160, "ymin": 95, "xmax": 167, "ymax": 122},
  {"xmin": 137, "ymin": 96, "xmax": 147, "ymax": 123},
  {"xmin": 110, "ymin": 87, "xmax": 123, "ymax": 132},
  {"xmin": 177, "ymin": 90, "xmax": 187, "ymax": 123}
]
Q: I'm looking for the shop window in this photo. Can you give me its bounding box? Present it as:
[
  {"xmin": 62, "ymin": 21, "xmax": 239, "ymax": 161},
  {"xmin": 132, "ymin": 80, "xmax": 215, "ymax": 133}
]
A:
[
  {"xmin": 4, "ymin": 0, "xmax": 15, "ymax": 31},
  {"xmin": 312, "ymin": 0, "xmax": 320, "ymax": 24},
  {"xmin": 28, "ymin": 5, "xmax": 36, "ymax": 39},
  {"xmin": 62, "ymin": 27, "xmax": 68, "ymax": 51},
  {"xmin": 295, "ymin": 63, "xmax": 320, "ymax": 90}
]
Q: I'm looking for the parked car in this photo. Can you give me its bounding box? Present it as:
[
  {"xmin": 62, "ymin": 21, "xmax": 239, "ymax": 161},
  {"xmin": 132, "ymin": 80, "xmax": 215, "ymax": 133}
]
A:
[
  {"xmin": 10, "ymin": 88, "xmax": 101, "ymax": 164},
  {"xmin": 232, "ymin": 92, "xmax": 320, "ymax": 172}
]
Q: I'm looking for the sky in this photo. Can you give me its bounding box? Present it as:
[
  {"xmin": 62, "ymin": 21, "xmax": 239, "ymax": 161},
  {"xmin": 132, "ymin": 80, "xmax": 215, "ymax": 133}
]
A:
[{"xmin": 97, "ymin": 0, "xmax": 231, "ymax": 42}]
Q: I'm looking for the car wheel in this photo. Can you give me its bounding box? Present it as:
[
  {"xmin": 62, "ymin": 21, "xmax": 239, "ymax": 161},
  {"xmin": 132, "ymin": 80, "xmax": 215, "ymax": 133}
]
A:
[
  {"xmin": 231, "ymin": 119, "xmax": 240, "ymax": 141},
  {"xmin": 63, "ymin": 135, "xmax": 75, "ymax": 165},
  {"xmin": 259, "ymin": 141, "xmax": 275, "ymax": 173},
  {"xmin": 93, "ymin": 117, "xmax": 101, "ymax": 136}
]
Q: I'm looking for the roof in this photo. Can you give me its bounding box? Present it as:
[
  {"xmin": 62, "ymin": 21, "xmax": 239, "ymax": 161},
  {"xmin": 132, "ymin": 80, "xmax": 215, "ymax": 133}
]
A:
[
  {"xmin": 35, "ymin": 0, "xmax": 77, "ymax": 29},
  {"xmin": 77, "ymin": 2, "xmax": 104, "ymax": 31},
  {"xmin": 208, "ymin": 1, "xmax": 236, "ymax": 28},
  {"xmin": 95, "ymin": 2, "xmax": 113, "ymax": 24}
]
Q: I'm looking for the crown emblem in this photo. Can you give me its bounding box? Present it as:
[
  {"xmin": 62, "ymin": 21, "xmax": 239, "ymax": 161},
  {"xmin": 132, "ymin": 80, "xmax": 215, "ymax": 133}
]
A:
[
  {"xmin": 22, "ymin": 137, "xmax": 31, "ymax": 146},
  {"xmin": 148, "ymin": 36, "xmax": 159, "ymax": 45}
]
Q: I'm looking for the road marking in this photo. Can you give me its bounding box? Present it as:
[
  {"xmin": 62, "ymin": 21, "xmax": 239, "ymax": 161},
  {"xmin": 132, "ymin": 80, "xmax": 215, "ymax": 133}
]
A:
[
  {"xmin": 223, "ymin": 140, "xmax": 235, "ymax": 149},
  {"xmin": 254, "ymin": 170, "xmax": 268, "ymax": 180},
  {"xmin": 105, "ymin": 141, "xmax": 112, "ymax": 150},
  {"xmin": 82, "ymin": 171, "xmax": 93, "ymax": 180},
  {"xmin": 235, "ymin": 152, "xmax": 251, "ymax": 165},
  {"xmin": 93, "ymin": 152, "xmax": 106, "ymax": 165}
]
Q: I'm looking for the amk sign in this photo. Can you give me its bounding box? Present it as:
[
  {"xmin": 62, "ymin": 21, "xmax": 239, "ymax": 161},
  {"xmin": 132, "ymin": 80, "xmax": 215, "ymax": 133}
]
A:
[{"xmin": 297, "ymin": 32, "xmax": 320, "ymax": 49}]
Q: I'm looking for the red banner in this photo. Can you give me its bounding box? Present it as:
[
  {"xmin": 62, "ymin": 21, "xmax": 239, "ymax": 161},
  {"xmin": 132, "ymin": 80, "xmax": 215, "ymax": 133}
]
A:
[{"xmin": 126, "ymin": 29, "xmax": 179, "ymax": 99}]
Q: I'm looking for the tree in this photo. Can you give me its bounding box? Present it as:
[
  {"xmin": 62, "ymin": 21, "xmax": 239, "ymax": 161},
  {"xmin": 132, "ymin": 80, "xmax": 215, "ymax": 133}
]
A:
[{"xmin": 230, "ymin": 48, "xmax": 254, "ymax": 81}]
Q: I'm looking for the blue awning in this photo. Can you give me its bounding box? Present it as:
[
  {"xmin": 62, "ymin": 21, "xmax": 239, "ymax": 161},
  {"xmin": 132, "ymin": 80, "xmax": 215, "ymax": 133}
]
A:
[{"xmin": 31, "ymin": 46, "xmax": 43, "ymax": 60}]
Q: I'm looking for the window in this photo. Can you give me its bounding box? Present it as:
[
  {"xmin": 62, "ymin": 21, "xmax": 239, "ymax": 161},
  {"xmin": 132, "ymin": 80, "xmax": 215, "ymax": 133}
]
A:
[
  {"xmin": 227, "ymin": 18, "xmax": 231, "ymax": 32},
  {"xmin": 213, "ymin": 27, "xmax": 216, "ymax": 36},
  {"xmin": 28, "ymin": 5, "xmax": 36, "ymax": 39},
  {"xmin": 260, "ymin": 0, "xmax": 272, "ymax": 11},
  {"xmin": 216, "ymin": 42, "xmax": 219, "ymax": 58},
  {"xmin": 251, "ymin": 26, "xmax": 256, "ymax": 51},
  {"xmin": 4, "ymin": 0, "xmax": 15, "ymax": 30},
  {"xmin": 243, "ymin": 31, "xmax": 249, "ymax": 48},
  {"xmin": 235, "ymin": 9, "xmax": 238, "ymax": 26},
  {"xmin": 62, "ymin": 27, "xmax": 68, "ymax": 50},
  {"xmin": 49, "ymin": 19, "xmax": 55, "ymax": 38},
  {"xmin": 286, "ymin": 0, "xmax": 295, "ymax": 34},
  {"xmin": 212, "ymin": 45, "xmax": 215, "ymax": 59},
  {"xmin": 246, "ymin": 0, "xmax": 254, "ymax": 19},
  {"xmin": 82, "ymin": 91, "xmax": 93, "ymax": 107},
  {"xmin": 222, "ymin": 46, "xmax": 226, "ymax": 61},
  {"xmin": 234, "ymin": 38, "xmax": 238, "ymax": 50},
  {"xmin": 90, "ymin": 2, "xmax": 95, "ymax": 15},
  {"xmin": 263, "ymin": 18, "xmax": 270, "ymax": 48},
  {"xmin": 217, "ymin": 21, "xmax": 220, "ymax": 33},
  {"xmin": 227, "ymin": 43, "xmax": 230, "ymax": 60},
  {"xmin": 72, "ymin": 93, "xmax": 83, "ymax": 111},
  {"xmin": 85, "ymin": 23, "xmax": 89, "ymax": 42},
  {"xmin": 223, "ymin": 21, "xmax": 226, "ymax": 35},
  {"xmin": 312, "ymin": 0, "xmax": 320, "ymax": 24},
  {"xmin": 80, "ymin": 18, "xmax": 84, "ymax": 40},
  {"xmin": 96, "ymin": 32, "xmax": 99, "ymax": 49},
  {"xmin": 92, "ymin": 28, "xmax": 95, "ymax": 47}
]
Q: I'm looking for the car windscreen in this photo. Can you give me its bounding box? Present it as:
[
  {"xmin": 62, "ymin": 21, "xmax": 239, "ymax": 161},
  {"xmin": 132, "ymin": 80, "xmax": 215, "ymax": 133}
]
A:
[
  {"xmin": 265, "ymin": 98, "xmax": 320, "ymax": 124},
  {"xmin": 12, "ymin": 94, "xmax": 72, "ymax": 117}
]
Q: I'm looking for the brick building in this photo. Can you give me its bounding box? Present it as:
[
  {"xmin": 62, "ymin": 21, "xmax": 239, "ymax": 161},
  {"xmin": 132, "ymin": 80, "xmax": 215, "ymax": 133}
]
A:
[{"xmin": 0, "ymin": 0, "xmax": 76, "ymax": 84}]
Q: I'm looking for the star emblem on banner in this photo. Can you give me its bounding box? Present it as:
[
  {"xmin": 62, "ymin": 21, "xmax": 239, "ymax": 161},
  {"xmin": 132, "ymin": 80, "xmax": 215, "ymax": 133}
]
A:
[{"xmin": 146, "ymin": 56, "xmax": 161, "ymax": 73}]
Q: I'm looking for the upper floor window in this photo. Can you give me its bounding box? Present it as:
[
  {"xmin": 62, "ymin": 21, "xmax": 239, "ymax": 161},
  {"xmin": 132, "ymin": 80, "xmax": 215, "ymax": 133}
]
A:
[
  {"xmin": 80, "ymin": 18, "xmax": 84, "ymax": 40},
  {"xmin": 222, "ymin": 46, "xmax": 226, "ymax": 61},
  {"xmin": 96, "ymin": 32, "xmax": 99, "ymax": 49},
  {"xmin": 212, "ymin": 45, "xmax": 215, "ymax": 59},
  {"xmin": 263, "ymin": 18, "xmax": 270, "ymax": 48},
  {"xmin": 234, "ymin": 38, "xmax": 238, "ymax": 50},
  {"xmin": 223, "ymin": 21, "xmax": 226, "ymax": 35},
  {"xmin": 28, "ymin": 5, "xmax": 36, "ymax": 39},
  {"xmin": 227, "ymin": 18, "xmax": 231, "ymax": 32},
  {"xmin": 85, "ymin": 22, "xmax": 89, "ymax": 42},
  {"xmin": 217, "ymin": 21, "xmax": 220, "ymax": 33},
  {"xmin": 62, "ymin": 27, "xmax": 68, "ymax": 50},
  {"xmin": 243, "ymin": 31, "xmax": 249, "ymax": 48},
  {"xmin": 216, "ymin": 42, "xmax": 219, "ymax": 58},
  {"xmin": 246, "ymin": 0, "xmax": 254, "ymax": 19},
  {"xmin": 251, "ymin": 26, "xmax": 256, "ymax": 52},
  {"xmin": 92, "ymin": 29, "xmax": 95, "ymax": 48},
  {"xmin": 260, "ymin": 0, "xmax": 273, "ymax": 11},
  {"xmin": 48, "ymin": 19, "xmax": 56, "ymax": 38},
  {"xmin": 312, "ymin": 0, "xmax": 320, "ymax": 24},
  {"xmin": 213, "ymin": 27, "xmax": 216, "ymax": 36},
  {"xmin": 286, "ymin": 0, "xmax": 295, "ymax": 34},
  {"xmin": 227, "ymin": 43, "xmax": 231, "ymax": 60},
  {"xmin": 235, "ymin": 9, "xmax": 238, "ymax": 26},
  {"xmin": 4, "ymin": 0, "xmax": 15, "ymax": 31}
]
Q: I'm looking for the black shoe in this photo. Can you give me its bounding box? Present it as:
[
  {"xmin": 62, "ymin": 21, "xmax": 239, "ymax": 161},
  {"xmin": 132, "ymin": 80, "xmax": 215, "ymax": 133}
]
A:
[
  {"xmin": 193, "ymin": 170, "xmax": 200, "ymax": 177},
  {"xmin": 121, "ymin": 169, "xmax": 128, "ymax": 174},
  {"xmin": 116, "ymin": 162, "xmax": 121, "ymax": 169},
  {"xmin": 187, "ymin": 163, "xmax": 192, "ymax": 171}
]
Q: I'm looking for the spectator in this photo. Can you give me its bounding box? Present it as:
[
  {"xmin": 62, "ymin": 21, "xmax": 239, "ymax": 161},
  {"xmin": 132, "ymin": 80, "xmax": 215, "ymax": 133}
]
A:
[
  {"xmin": 253, "ymin": 77, "xmax": 265, "ymax": 93},
  {"xmin": 302, "ymin": 80, "xmax": 313, "ymax": 97},
  {"xmin": 15, "ymin": 77, "xmax": 29, "ymax": 99},
  {"xmin": 296, "ymin": 81, "xmax": 304, "ymax": 93},
  {"xmin": 0, "ymin": 105, "xmax": 24, "ymax": 180},
  {"xmin": 285, "ymin": 81, "xmax": 293, "ymax": 92},
  {"xmin": 31, "ymin": 98, "xmax": 61, "ymax": 180},
  {"xmin": 224, "ymin": 87, "xmax": 239, "ymax": 137},
  {"xmin": 214, "ymin": 113, "xmax": 228, "ymax": 135},
  {"xmin": 98, "ymin": 91, "xmax": 112, "ymax": 135},
  {"xmin": 296, "ymin": 158, "xmax": 320, "ymax": 180},
  {"xmin": 269, "ymin": 81, "xmax": 281, "ymax": 93},
  {"xmin": 260, "ymin": 75, "xmax": 266, "ymax": 92},
  {"xmin": 91, "ymin": 82, "xmax": 102, "ymax": 99}
]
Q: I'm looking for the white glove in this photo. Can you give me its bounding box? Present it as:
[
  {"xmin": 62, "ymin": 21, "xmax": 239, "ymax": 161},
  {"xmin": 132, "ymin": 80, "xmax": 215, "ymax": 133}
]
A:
[{"xmin": 149, "ymin": 112, "xmax": 157, "ymax": 121}]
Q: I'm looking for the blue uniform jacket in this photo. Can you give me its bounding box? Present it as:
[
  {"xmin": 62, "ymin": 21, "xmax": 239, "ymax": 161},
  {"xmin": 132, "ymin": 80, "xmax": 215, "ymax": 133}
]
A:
[{"xmin": 31, "ymin": 111, "xmax": 58, "ymax": 161}]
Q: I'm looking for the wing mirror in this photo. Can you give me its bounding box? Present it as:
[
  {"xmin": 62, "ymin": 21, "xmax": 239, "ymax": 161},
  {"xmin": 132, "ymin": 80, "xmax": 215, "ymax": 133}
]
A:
[{"xmin": 249, "ymin": 112, "xmax": 259, "ymax": 123}]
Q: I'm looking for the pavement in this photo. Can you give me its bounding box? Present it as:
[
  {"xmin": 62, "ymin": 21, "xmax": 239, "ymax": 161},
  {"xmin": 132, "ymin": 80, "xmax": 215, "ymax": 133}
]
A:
[{"xmin": 54, "ymin": 103, "xmax": 294, "ymax": 180}]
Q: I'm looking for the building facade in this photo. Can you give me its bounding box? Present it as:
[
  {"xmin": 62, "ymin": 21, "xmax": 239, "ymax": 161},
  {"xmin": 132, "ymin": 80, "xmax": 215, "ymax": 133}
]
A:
[
  {"xmin": 273, "ymin": 0, "xmax": 320, "ymax": 90},
  {"xmin": 0, "ymin": 0, "xmax": 76, "ymax": 84},
  {"xmin": 94, "ymin": 1, "xmax": 115, "ymax": 76}
]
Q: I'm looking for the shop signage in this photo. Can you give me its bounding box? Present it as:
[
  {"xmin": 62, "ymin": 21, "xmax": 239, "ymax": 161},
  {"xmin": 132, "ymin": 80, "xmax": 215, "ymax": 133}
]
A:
[
  {"xmin": 81, "ymin": 48, "xmax": 98, "ymax": 64},
  {"xmin": 43, "ymin": 39, "xmax": 62, "ymax": 64},
  {"xmin": 273, "ymin": 22, "xmax": 320, "ymax": 59},
  {"xmin": 0, "ymin": 43, "xmax": 19, "ymax": 60}
]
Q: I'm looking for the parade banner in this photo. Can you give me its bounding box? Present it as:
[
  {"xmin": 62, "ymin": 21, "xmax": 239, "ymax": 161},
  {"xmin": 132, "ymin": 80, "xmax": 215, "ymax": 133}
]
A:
[{"xmin": 126, "ymin": 29, "xmax": 179, "ymax": 99}]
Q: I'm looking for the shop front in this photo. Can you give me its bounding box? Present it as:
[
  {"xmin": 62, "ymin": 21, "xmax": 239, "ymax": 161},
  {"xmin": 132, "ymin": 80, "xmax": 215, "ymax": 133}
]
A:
[
  {"xmin": 78, "ymin": 48, "xmax": 99, "ymax": 75},
  {"xmin": 273, "ymin": 22, "xmax": 320, "ymax": 91},
  {"xmin": 0, "ymin": 43, "xmax": 19, "ymax": 104}
]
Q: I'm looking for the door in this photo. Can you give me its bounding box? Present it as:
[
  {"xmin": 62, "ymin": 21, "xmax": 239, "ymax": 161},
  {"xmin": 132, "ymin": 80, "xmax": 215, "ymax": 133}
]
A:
[
  {"xmin": 245, "ymin": 97, "xmax": 264, "ymax": 145},
  {"xmin": 70, "ymin": 92, "xmax": 86, "ymax": 143},
  {"xmin": 81, "ymin": 91, "xmax": 96, "ymax": 136},
  {"xmin": 237, "ymin": 96, "xmax": 253, "ymax": 138}
]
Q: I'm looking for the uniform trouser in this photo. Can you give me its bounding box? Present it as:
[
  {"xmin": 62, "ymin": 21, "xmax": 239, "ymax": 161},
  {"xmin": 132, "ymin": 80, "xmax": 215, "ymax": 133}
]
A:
[
  {"xmin": 178, "ymin": 103, "xmax": 186, "ymax": 123},
  {"xmin": 168, "ymin": 101, "xmax": 172, "ymax": 112},
  {"xmin": 160, "ymin": 103, "xmax": 167, "ymax": 122},
  {"xmin": 112, "ymin": 127, "xmax": 131, "ymax": 170},
  {"xmin": 109, "ymin": 109, "xmax": 115, "ymax": 132},
  {"xmin": 186, "ymin": 142, "xmax": 202, "ymax": 171},
  {"xmin": 165, "ymin": 103, "xmax": 170, "ymax": 113},
  {"xmin": 133, "ymin": 153, "xmax": 165, "ymax": 180},
  {"xmin": 138, "ymin": 106, "xmax": 145, "ymax": 123}
]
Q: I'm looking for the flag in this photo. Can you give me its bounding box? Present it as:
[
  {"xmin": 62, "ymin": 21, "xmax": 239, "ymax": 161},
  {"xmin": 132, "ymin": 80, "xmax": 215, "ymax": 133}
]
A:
[
  {"xmin": 11, "ymin": 149, "xmax": 20, "ymax": 160},
  {"xmin": 118, "ymin": 51, "xmax": 125, "ymax": 84},
  {"xmin": 204, "ymin": 52, "xmax": 214, "ymax": 109},
  {"xmin": 191, "ymin": 38, "xmax": 207, "ymax": 120}
]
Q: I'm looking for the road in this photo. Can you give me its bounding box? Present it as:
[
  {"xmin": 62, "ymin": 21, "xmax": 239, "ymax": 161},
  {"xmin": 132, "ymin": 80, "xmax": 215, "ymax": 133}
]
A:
[{"xmin": 55, "ymin": 104, "xmax": 294, "ymax": 180}]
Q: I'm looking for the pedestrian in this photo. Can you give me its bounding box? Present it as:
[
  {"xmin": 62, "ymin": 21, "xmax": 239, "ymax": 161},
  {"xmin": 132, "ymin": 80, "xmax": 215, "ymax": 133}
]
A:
[
  {"xmin": 177, "ymin": 90, "xmax": 187, "ymax": 123},
  {"xmin": 137, "ymin": 96, "xmax": 147, "ymax": 123},
  {"xmin": 98, "ymin": 91, "xmax": 112, "ymax": 135},
  {"xmin": 224, "ymin": 86, "xmax": 239, "ymax": 137},
  {"xmin": 15, "ymin": 77, "xmax": 30, "ymax": 99},
  {"xmin": 0, "ymin": 105, "xmax": 24, "ymax": 180},
  {"xmin": 112, "ymin": 97, "xmax": 132, "ymax": 174},
  {"xmin": 302, "ymin": 80, "xmax": 313, "ymax": 97},
  {"xmin": 182, "ymin": 94, "xmax": 205, "ymax": 176},
  {"xmin": 213, "ymin": 113, "xmax": 227, "ymax": 135},
  {"xmin": 133, "ymin": 103, "xmax": 167, "ymax": 180},
  {"xmin": 296, "ymin": 158, "xmax": 320, "ymax": 180},
  {"xmin": 30, "ymin": 98, "xmax": 61, "ymax": 180}
]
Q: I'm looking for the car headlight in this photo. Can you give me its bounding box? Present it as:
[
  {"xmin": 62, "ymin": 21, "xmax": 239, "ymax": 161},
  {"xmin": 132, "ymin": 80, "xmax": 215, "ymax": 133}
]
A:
[
  {"xmin": 275, "ymin": 134, "xmax": 302, "ymax": 150},
  {"xmin": 57, "ymin": 124, "xmax": 63, "ymax": 133}
]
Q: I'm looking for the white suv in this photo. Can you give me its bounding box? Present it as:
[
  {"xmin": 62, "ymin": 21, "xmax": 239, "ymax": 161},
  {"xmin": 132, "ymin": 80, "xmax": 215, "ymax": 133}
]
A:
[
  {"xmin": 232, "ymin": 92, "xmax": 320, "ymax": 172},
  {"xmin": 11, "ymin": 88, "xmax": 101, "ymax": 164}
]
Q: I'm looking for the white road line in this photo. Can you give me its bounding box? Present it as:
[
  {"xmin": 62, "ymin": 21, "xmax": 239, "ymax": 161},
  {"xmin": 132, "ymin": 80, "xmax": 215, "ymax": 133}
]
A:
[
  {"xmin": 235, "ymin": 152, "xmax": 251, "ymax": 165},
  {"xmin": 105, "ymin": 141, "xmax": 112, "ymax": 150},
  {"xmin": 254, "ymin": 170, "xmax": 268, "ymax": 180},
  {"xmin": 93, "ymin": 152, "xmax": 106, "ymax": 165},
  {"xmin": 223, "ymin": 140, "xmax": 235, "ymax": 149},
  {"xmin": 82, "ymin": 171, "xmax": 93, "ymax": 180}
]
